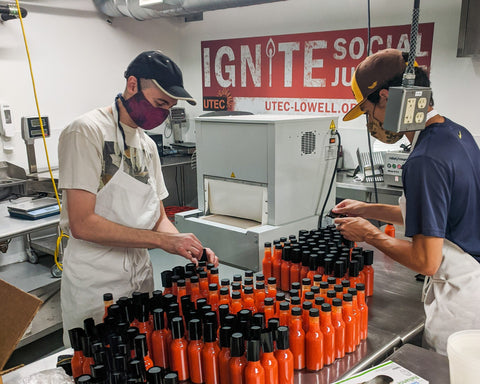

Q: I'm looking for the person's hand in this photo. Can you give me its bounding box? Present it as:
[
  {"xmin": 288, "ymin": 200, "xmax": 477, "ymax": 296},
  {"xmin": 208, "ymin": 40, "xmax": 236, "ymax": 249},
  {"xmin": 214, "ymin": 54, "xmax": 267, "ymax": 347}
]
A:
[
  {"xmin": 334, "ymin": 216, "xmax": 380, "ymax": 243},
  {"xmin": 158, "ymin": 232, "xmax": 204, "ymax": 265},
  {"xmin": 204, "ymin": 247, "xmax": 219, "ymax": 267},
  {"xmin": 332, "ymin": 199, "xmax": 368, "ymax": 218}
]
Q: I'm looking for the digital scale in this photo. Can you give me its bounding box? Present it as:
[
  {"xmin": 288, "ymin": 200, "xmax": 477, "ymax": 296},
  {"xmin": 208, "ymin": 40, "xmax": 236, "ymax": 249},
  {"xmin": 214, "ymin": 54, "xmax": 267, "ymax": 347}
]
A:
[
  {"xmin": 21, "ymin": 116, "xmax": 50, "ymax": 174},
  {"xmin": 7, "ymin": 197, "xmax": 60, "ymax": 220}
]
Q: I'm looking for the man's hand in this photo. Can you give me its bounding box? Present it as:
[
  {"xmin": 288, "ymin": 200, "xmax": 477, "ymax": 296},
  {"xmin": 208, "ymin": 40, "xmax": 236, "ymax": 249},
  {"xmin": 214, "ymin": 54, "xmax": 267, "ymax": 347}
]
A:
[
  {"xmin": 203, "ymin": 247, "xmax": 219, "ymax": 267},
  {"xmin": 334, "ymin": 216, "xmax": 380, "ymax": 243},
  {"xmin": 332, "ymin": 199, "xmax": 369, "ymax": 218}
]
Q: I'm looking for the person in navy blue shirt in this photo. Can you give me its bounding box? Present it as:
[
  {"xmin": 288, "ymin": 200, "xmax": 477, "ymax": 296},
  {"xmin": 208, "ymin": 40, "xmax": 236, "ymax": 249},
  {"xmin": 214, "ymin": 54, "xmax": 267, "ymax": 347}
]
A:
[{"xmin": 332, "ymin": 49, "xmax": 480, "ymax": 355}]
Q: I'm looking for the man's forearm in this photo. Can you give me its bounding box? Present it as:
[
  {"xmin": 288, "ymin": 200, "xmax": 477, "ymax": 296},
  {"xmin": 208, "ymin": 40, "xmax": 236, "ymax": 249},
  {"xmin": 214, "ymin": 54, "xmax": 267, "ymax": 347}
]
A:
[{"xmin": 364, "ymin": 204, "xmax": 404, "ymax": 225}]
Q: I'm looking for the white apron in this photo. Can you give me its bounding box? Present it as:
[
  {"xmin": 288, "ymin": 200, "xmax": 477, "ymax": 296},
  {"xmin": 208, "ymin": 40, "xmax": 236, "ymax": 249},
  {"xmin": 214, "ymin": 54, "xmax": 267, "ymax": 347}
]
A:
[
  {"xmin": 61, "ymin": 102, "xmax": 160, "ymax": 345},
  {"xmin": 399, "ymin": 194, "xmax": 480, "ymax": 355}
]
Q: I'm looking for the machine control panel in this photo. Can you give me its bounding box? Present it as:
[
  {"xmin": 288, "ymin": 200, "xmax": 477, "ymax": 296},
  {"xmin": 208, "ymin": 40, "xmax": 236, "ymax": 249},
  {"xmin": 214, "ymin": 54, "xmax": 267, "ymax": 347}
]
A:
[
  {"xmin": 21, "ymin": 116, "xmax": 50, "ymax": 144},
  {"xmin": 384, "ymin": 151, "xmax": 410, "ymax": 187}
]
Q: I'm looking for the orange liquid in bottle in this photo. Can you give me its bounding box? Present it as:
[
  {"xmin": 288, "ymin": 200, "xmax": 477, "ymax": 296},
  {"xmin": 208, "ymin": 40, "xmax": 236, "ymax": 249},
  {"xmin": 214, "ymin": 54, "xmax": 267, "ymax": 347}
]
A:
[
  {"xmin": 151, "ymin": 310, "xmax": 169, "ymax": 368},
  {"xmin": 331, "ymin": 299, "xmax": 346, "ymax": 359},
  {"xmin": 245, "ymin": 339, "xmax": 265, "ymax": 384},
  {"xmin": 229, "ymin": 333, "xmax": 247, "ymax": 384},
  {"xmin": 356, "ymin": 284, "xmax": 369, "ymax": 340},
  {"xmin": 262, "ymin": 242, "xmax": 273, "ymax": 280},
  {"xmin": 266, "ymin": 277, "xmax": 277, "ymax": 299},
  {"xmin": 289, "ymin": 308, "xmax": 305, "ymax": 370},
  {"xmin": 363, "ymin": 250, "xmax": 375, "ymax": 297},
  {"xmin": 219, "ymin": 327, "xmax": 232, "ymax": 384},
  {"xmin": 188, "ymin": 319, "xmax": 204, "ymax": 384},
  {"xmin": 305, "ymin": 308, "xmax": 324, "ymax": 371},
  {"xmin": 231, "ymin": 292, "xmax": 243, "ymax": 315},
  {"xmin": 274, "ymin": 327, "xmax": 294, "ymax": 384},
  {"xmin": 69, "ymin": 328, "xmax": 85, "ymax": 379},
  {"xmin": 272, "ymin": 245, "xmax": 283, "ymax": 288},
  {"xmin": 260, "ymin": 330, "xmax": 278, "ymax": 384},
  {"xmin": 320, "ymin": 304, "xmax": 335, "ymax": 366},
  {"xmin": 202, "ymin": 324, "xmax": 221, "ymax": 384},
  {"xmin": 342, "ymin": 294, "xmax": 356, "ymax": 353},
  {"xmin": 170, "ymin": 317, "xmax": 189, "ymax": 381}
]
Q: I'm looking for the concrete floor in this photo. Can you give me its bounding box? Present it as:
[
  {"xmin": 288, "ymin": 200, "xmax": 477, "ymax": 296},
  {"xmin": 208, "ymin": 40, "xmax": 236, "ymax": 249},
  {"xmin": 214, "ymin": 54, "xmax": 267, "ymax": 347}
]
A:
[{"xmin": 5, "ymin": 248, "xmax": 245, "ymax": 370}]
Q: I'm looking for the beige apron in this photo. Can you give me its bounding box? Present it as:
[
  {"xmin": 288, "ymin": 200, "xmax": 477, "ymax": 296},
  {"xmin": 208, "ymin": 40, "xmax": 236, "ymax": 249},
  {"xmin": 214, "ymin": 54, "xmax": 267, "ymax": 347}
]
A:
[
  {"xmin": 399, "ymin": 194, "xmax": 480, "ymax": 355},
  {"xmin": 61, "ymin": 103, "xmax": 160, "ymax": 345}
]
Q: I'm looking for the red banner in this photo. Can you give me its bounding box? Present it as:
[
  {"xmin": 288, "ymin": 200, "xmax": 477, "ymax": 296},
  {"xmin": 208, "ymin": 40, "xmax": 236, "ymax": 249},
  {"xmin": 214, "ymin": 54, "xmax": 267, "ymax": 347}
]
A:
[{"xmin": 201, "ymin": 23, "xmax": 434, "ymax": 114}]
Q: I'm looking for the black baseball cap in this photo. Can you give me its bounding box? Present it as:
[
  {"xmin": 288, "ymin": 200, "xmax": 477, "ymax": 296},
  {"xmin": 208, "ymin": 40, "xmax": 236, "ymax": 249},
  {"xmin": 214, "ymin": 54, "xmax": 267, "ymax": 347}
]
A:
[{"xmin": 125, "ymin": 50, "xmax": 196, "ymax": 105}]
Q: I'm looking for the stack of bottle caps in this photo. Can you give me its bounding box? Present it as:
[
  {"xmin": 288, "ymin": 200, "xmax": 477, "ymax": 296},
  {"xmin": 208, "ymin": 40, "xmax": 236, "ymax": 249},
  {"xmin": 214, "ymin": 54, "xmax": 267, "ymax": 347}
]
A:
[{"xmin": 69, "ymin": 226, "xmax": 372, "ymax": 383}]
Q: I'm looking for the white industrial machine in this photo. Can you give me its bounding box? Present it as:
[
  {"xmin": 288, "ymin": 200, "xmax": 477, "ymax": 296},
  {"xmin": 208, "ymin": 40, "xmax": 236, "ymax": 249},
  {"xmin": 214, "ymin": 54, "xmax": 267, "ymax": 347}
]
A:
[
  {"xmin": 175, "ymin": 114, "xmax": 338, "ymax": 271},
  {"xmin": 384, "ymin": 151, "xmax": 410, "ymax": 187}
]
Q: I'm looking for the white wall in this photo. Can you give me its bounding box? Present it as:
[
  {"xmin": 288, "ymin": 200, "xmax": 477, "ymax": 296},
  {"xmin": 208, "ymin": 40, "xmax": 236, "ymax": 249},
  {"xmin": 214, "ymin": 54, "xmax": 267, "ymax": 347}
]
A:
[{"xmin": 1, "ymin": 0, "xmax": 478, "ymax": 171}]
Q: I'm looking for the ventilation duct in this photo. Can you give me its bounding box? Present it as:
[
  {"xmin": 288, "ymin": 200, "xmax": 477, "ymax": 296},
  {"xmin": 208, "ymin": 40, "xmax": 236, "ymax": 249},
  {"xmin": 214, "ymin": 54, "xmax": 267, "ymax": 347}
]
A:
[{"xmin": 93, "ymin": 0, "xmax": 286, "ymax": 21}]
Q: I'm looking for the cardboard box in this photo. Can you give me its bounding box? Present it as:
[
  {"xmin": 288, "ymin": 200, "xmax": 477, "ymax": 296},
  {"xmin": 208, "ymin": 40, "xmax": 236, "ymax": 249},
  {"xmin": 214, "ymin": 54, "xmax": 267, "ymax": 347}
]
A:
[{"xmin": 0, "ymin": 279, "xmax": 43, "ymax": 372}]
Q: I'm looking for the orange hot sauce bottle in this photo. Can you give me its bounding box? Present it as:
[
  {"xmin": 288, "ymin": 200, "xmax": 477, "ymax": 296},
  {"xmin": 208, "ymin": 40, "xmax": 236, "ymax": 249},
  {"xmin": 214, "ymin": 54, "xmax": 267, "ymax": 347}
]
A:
[
  {"xmin": 272, "ymin": 244, "xmax": 283, "ymax": 288},
  {"xmin": 302, "ymin": 301, "xmax": 312, "ymax": 333},
  {"xmin": 279, "ymin": 302, "xmax": 290, "ymax": 327},
  {"xmin": 202, "ymin": 321, "xmax": 221, "ymax": 384},
  {"xmin": 229, "ymin": 333, "xmax": 248, "ymax": 384},
  {"xmin": 342, "ymin": 293, "xmax": 356, "ymax": 353},
  {"xmin": 262, "ymin": 242, "xmax": 273, "ymax": 280},
  {"xmin": 306, "ymin": 254, "xmax": 319, "ymax": 285},
  {"xmin": 81, "ymin": 336, "xmax": 95, "ymax": 375},
  {"xmin": 363, "ymin": 250, "xmax": 375, "ymax": 297},
  {"xmin": 322, "ymin": 258, "xmax": 334, "ymax": 282},
  {"xmin": 331, "ymin": 298, "xmax": 346, "ymax": 359},
  {"xmin": 280, "ymin": 246, "xmax": 292, "ymax": 291},
  {"xmin": 254, "ymin": 282, "xmax": 266, "ymax": 313},
  {"xmin": 266, "ymin": 277, "xmax": 277, "ymax": 299},
  {"xmin": 300, "ymin": 250, "xmax": 311, "ymax": 281},
  {"xmin": 102, "ymin": 293, "xmax": 113, "ymax": 321},
  {"xmin": 385, "ymin": 223, "xmax": 395, "ymax": 237},
  {"xmin": 219, "ymin": 326, "xmax": 232, "ymax": 384},
  {"xmin": 348, "ymin": 288, "xmax": 361, "ymax": 347},
  {"xmin": 356, "ymin": 283, "xmax": 369, "ymax": 340},
  {"xmin": 275, "ymin": 292, "xmax": 286, "ymax": 316},
  {"xmin": 348, "ymin": 260, "xmax": 361, "ymax": 289},
  {"xmin": 243, "ymin": 286, "xmax": 257, "ymax": 313},
  {"xmin": 161, "ymin": 270, "xmax": 174, "ymax": 296},
  {"xmin": 245, "ymin": 340, "xmax": 265, "ymax": 384},
  {"xmin": 263, "ymin": 298, "xmax": 275, "ymax": 324},
  {"xmin": 313, "ymin": 274, "xmax": 322, "ymax": 288},
  {"xmin": 289, "ymin": 248, "xmax": 302, "ymax": 287},
  {"xmin": 289, "ymin": 307, "xmax": 305, "ymax": 370},
  {"xmin": 274, "ymin": 327, "xmax": 294, "ymax": 384},
  {"xmin": 305, "ymin": 308, "xmax": 324, "ymax": 371},
  {"xmin": 190, "ymin": 276, "xmax": 202, "ymax": 304},
  {"xmin": 210, "ymin": 267, "xmax": 220, "ymax": 286},
  {"xmin": 231, "ymin": 291, "xmax": 243, "ymax": 315},
  {"xmin": 170, "ymin": 317, "xmax": 189, "ymax": 381},
  {"xmin": 187, "ymin": 319, "xmax": 204, "ymax": 384},
  {"xmin": 199, "ymin": 271, "xmax": 210, "ymax": 298},
  {"xmin": 301, "ymin": 278, "xmax": 311, "ymax": 304},
  {"xmin": 151, "ymin": 308, "xmax": 169, "ymax": 369},
  {"xmin": 208, "ymin": 283, "xmax": 220, "ymax": 313},
  {"xmin": 320, "ymin": 303, "xmax": 335, "ymax": 366},
  {"xmin": 260, "ymin": 330, "xmax": 278, "ymax": 384},
  {"xmin": 219, "ymin": 286, "xmax": 231, "ymax": 307},
  {"xmin": 69, "ymin": 328, "xmax": 86, "ymax": 379}
]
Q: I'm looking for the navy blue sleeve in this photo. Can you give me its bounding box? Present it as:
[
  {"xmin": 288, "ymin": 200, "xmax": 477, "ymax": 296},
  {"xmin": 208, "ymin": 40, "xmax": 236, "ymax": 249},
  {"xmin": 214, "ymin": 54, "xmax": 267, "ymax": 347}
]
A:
[{"xmin": 402, "ymin": 156, "xmax": 450, "ymax": 238}]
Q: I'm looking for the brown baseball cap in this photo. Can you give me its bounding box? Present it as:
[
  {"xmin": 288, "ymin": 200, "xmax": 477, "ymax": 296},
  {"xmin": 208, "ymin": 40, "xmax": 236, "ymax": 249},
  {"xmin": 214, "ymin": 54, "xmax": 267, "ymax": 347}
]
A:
[{"xmin": 343, "ymin": 49, "xmax": 406, "ymax": 121}]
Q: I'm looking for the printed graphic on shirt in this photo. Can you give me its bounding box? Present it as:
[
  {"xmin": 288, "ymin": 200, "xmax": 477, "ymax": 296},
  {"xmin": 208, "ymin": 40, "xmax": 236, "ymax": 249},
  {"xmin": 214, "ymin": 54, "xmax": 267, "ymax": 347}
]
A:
[{"xmin": 100, "ymin": 140, "xmax": 152, "ymax": 190}]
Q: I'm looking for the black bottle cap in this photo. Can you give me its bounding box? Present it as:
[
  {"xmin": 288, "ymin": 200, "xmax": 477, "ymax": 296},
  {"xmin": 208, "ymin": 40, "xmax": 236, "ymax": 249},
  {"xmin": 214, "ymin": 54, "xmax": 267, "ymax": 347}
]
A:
[
  {"xmin": 232, "ymin": 291, "xmax": 242, "ymax": 300},
  {"xmin": 332, "ymin": 298, "xmax": 342, "ymax": 307},
  {"xmin": 321, "ymin": 303, "xmax": 332, "ymax": 312},
  {"xmin": 343, "ymin": 293, "xmax": 353, "ymax": 302},
  {"xmin": 267, "ymin": 277, "xmax": 277, "ymax": 285},
  {"xmin": 267, "ymin": 318, "xmax": 280, "ymax": 336},
  {"xmin": 199, "ymin": 261, "xmax": 207, "ymax": 269},
  {"xmin": 327, "ymin": 276, "xmax": 337, "ymax": 286},
  {"xmin": 203, "ymin": 320, "xmax": 217, "ymax": 343},
  {"xmin": 315, "ymin": 296, "xmax": 325, "ymax": 306},
  {"xmin": 334, "ymin": 260, "xmax": 345, "ymax": 278},
  {"xmin": 291, "ymin": 307, "xmax": 302, "ymax": 317},
  {"xmin": 261, "ymin": 329, "xmax": 275, "ymax": 353},
  {"xmin": 349, "ymin": 260, "xmax": 360, "ymax": 277},
  {"xmin": 244, "ymin": 277, "xmax": 254, "ymax": 286},
  {"xmin": 264, "ymin": 297, "xmax": 274, "ymax": 306},
  {"xmin": 276, "ymin": 292, "xmax": 285, "ymax": 302},
  {"xmin": 211, "ymin": 267, "xmax": 219, "ymax": 275},
  {"xmin": 177, "ymin": 279, "xmax": 186, "ymax": 288},
  {"xmin": 114, "ymin": 354, "xmax": 128, "ymax": 372},
  {"xmin": 356, "ymin": 283, "xmax": 365, "ymax": 291},
  {"xmin": 209, "ymin": 283, "xmax": 218, "ymax": 292},
  {"xmin": 290, "ymin": 248, "xmax": 301, "ymax": 264},
  {"xmin": 196, "ymin": 298, "xmax": 208, "ymax": 310},
  {"xmin": 199, "ymin": 270, "xmax": 208, "ymax": 279},
  {"xmin": 219, "ymin": 304, "xmax": 230, "ymax": 325},
  {"xmin": 313, "ymin": 274, "xmax": 322, "ymax": 282},
  {"xmin": 301, "ymin": 250, "xmax": 311, "ymax": 267},
  {"xmin": 103, "ymin": 293, "xmax": 113, "ymax": 302},
  {"xmin": 188, "ymin": 318, "xmax": 202, "ymax": 341},
  {"xmin": 134, "ymin": 334, "xmax": 148, "ymax": 358},
  {"xmin": 252, "ymin": 313, "xmax": 265, "ymax": 328},
  {"xmin": 304, "ymin": 292, "xmax": 315, "ymax": 301},
  {"xmin": 348, "ymin": 288, "xmax": 357, "ymax": 296},
  {"xmin": 161, "ymin": 270, "xmax": 173, "ymax": 288},
  {"xmin": 181, "ymin": 295, "xmax": 192, "ymax": 316},
  {"xmin": 244, "ymin": 286, "xmax": 254, "ymax": 295},
  {"xmin": 164, "ymin": 372, "xmax": 179, "ymax": 384},
  {"xmin": 363, "ymin": 250, "xmax": 374, "ymax": 265},
  {"xmin": 81, "ymin": 335, "xmax": 93, "ymax": 357},
  {"xmin": 303, "ymin": 301, "xmax": 312, "ymax": 310},
  {"xmin": 233, "ymin": 274, "xmax": 242, "ymax": 282},
  {"xmin": 230, "ymin": 333, "xmax": 245, "ymax": 357},
  {"xmin": 91, "ymin": 364, "xmax": 107, "ymax": 379},
  {"xmin": 289, "ymin": 289, "xmax": 299, "ymax": 298},
  {"xmin": 342, "ymin": 280, "xmax": 351, "ymax": 288},
  {"xmin": 128, "ymin": 359, "xmax": 146, "ymax": 381},
  {"xmin": 247, "ymin": 339, "xmax": 261, "ymax": 362},
  {"xmin": 291, "ymin": 282, "xmax": 301, "ymax": 290},
  {"xmin": 171, "ymin": 317, "xmax": 184, "ymax": 340},
  {"xmin": 219, "ymin": 326, "xmax": 233, "ymax": 348},
  {"xmin": 309, "ymin": 308, "xmax": 320, "ymax": 318},
  {"xmin": 68, "ymin": 327, "xmax": 85, "ymax": 351},
  {"xmin": 238, "ymin": 309, "xmax": 252, "ymax": 322},
  {"xmin": 291, "ymin": 296, "xmax": 301, "ymax": 306},
  {"xmin": 190, "ymin": 275, "xmax": 199, "ymax": 284},
  {"xmin": 207, "ymin": 263, "xmax": 214, "ymax": 271},
  {"xmin": 221, "ymin": 278, "xmax": 230, "ymax": 286},
  {"xmin": 173, "ymin": 266, "xmax": 185, "ymax": 278},
  {"xmin": 204, "ymin": 311, "xmax": 218, "ymax": 329},
  {"xmin": 231, "ymin": 282, "xmax": 242, "ymax": 291},
  {"xmin": 275, "ymin": 244, "xmax": 283, "ymax": 250},
  {"xmin": 264, "ymin": 241, "xmax": 272, "ymax": 248},
  {"xmin": 310, "ymin": 286, "xmax": 320, "ymax": 295},
  {"xmin": 327, "ymin": 290, "xmax": 336, "ymax": 298},
  {"xmin": 255, "ymin": 273, "xmax": 265, "ymax": 282},
  {"xmin": 224, "ymin": 315, "xmax": 236, "ymax": 328},
  {"xmin": 324, "ymin": 258, "xmax": 334, "ymax": 275},
  {"xmin": 255, "ymin": 281, "xmax": 265, "ymax": 290},
  {"xmin": 302, "ymin": 278, "xmax": 311, "ymax": 286},
  {"xmin": 354, "ymin": 254, "xmax": 365, "ymax": 270},
  {"xmin": 276, "ymin": 326, "xmax": 290, "ymax": 350},
  {"xmin": 282, "ymin": 246, "xmax": 291, "ymax": 261},
  {"xmin": 309, "ymin": 254, "xmax": 318, "ymax": 270},
  {"xmin": 147, "ymin": 366, "xmax": 164, "ymax": 384},
  {"xmin": 248, "ymin": 325, "xmax": 262, "ymax": 341},
  {"xmin": 77, "ymin": 375, "xmax": 92, "ymax": 383},
  {"xmin": 334, "ymin": 284, "xmax": 343, "ymax": 293},
  {"xmin": 163, "ymin": 293, "xmax": 177, "ymax": 306},
  {"xmin": 83, "ymin": 318, "xmax": 96, "ymax": 339}
]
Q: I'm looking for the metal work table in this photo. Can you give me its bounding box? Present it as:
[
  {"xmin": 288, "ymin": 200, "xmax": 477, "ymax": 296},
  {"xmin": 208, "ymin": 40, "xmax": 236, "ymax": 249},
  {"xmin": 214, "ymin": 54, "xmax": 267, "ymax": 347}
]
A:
[{"xmin": 2, "ymin": 245, "xmax": 426, "ymax": 383}]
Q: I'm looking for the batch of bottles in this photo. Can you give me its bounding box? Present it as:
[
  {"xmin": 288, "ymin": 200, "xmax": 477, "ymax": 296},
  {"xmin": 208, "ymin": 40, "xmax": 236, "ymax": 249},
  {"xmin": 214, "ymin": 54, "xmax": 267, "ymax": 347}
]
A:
[{"xmin": 69, "ymin": 226, "xmax": 373, "ymax": 383}]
